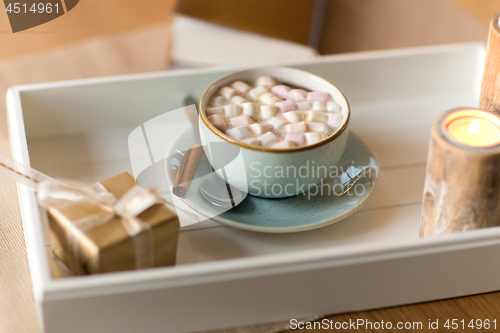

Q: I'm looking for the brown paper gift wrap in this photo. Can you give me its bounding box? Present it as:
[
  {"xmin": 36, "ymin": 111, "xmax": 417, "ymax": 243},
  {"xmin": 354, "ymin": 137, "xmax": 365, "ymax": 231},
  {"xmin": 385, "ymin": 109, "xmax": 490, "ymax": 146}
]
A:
[{"xmin": 48, "ymin": 172, "xmax": 179, "ymax": 275}]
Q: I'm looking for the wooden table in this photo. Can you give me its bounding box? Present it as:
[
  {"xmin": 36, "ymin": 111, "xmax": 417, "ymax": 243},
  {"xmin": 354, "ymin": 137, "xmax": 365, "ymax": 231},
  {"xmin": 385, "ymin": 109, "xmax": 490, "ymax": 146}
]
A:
[{"xmin": 1, "ymin": 1, "xmax": 500, "ymax": 333}]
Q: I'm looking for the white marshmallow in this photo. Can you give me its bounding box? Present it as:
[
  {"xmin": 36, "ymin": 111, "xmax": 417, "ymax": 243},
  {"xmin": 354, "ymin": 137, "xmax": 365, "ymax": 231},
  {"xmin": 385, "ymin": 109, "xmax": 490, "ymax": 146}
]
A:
[
  {"xmin": 211, "ymin": 95, "xmax": 228, "ymax": 107},
  {"xmin": 242, "ymin": 138, "xmax": 261, "ymax": 145},
  {"xmin": 327, "ymin": 113, "xmax": 344, "ymax": 128},
  {"xmin": 231, "ymin": 95, "xmax": 248, "ymax": 105},
  {"xmin": 267, "ymin": 117, "xmax": 288, "ymax": 133},
  {"xmin": 307, "ymin": 122, "xmax": 332, "ymax": 136},
  {"xmin": 241, "ymin": 102, "xmax": 260, "ymax": 118},
  {"xmin": 305, "ymin": 110, "xmax": 328, "ymax": 123},
  {"xmin": 296, "ymin": 101, "xmax": 312, "ymax": 110},
  {"xmin": 208, "ymin": 114, "xmax": 227, "ymax": 131},
  {"xmin": 248, "ymin": 123, "xmax": 273, "ymax": 136},
  {"xmin": 271, "ymin": 141, "xmax": 297, "ymax": 149},
  {"xmin": 326, "ymin": 100, "xmax": 341, "ymax": 112},
  {"xmin": 248, "ymin": 86, "xmax": 269, "ymax": 100},
  {"xmin": 231, "ymin": 81, "xmax": 251, "ymax": 94},
  {"xmin": 282, "ymin": 111, "xmax": 304, "ymax": 123},
  {"xmin": 206, "ymin": 107, "xmax": 223, "ymax": 116},
  {"xmin": 304, "ymin": 132, "xmax": 326, "ymax": 145},
  {"xmin": 259, "ymin": 93, "xmax": 282, "ymax": 106},
  {"xmin": 229, "ymin": 115, "xmax": 253, "ymax": 127},
  {"xmin": 260, "ymin": 105, "xmax": 278, "ymax": 120},
  {"xmin": 312, "ymin": 101, "xmax": 326, "ymax": 111},
  {"xmin": 255, "ymin": 75, "xmax": 278, "ymax": 89},
  {"xmin": 219, "ymin": 87, "xmax": 239, "ymax": 100},
  {"xmin": 257, "ymin": 132, "xmax": 280, "ymax": 146},
  {"xmin": 285, "ymin": 121, "xmax": 308, "ymax": 134},
  {"xmin": 223, "ymin": 104, "xmax": 242, "ymax": 117},
  {"xmin": 226, "ymin": 126, "xmax": 251, "ymax": 140}
]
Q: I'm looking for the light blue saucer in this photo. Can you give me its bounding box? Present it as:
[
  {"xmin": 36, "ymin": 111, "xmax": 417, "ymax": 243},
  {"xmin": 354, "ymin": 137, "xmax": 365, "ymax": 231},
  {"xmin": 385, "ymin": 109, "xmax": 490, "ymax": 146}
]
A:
[{"xmin": 165, "ymin": 131, "xmax": 379, "ymax": 233}]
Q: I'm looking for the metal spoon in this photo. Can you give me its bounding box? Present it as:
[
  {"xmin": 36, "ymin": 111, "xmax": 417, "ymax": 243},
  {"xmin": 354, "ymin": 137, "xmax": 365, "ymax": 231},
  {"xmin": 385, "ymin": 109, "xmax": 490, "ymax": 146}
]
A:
[{"xmin": 183, "ymin": 96, "xmax": 246, "ymax": 209}]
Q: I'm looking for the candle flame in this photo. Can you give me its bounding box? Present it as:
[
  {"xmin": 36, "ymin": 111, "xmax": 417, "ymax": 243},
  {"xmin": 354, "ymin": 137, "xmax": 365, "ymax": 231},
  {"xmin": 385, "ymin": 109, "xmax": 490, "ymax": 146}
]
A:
[{"xmin": 470, "ymin": 119, "xmax": 480, "ymax": 136}]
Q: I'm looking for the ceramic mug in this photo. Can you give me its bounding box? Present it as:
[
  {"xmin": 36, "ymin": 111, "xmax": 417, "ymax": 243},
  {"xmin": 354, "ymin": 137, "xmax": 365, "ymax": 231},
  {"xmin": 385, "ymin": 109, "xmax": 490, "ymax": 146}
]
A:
[{"xmin": 199, "ymin": 67, "xmax": 350, "ymax": 198}]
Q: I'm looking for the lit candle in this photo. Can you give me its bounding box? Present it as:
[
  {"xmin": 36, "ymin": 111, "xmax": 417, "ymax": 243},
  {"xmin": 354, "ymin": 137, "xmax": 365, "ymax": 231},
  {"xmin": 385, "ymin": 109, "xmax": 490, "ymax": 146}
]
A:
[
  {"xmin": 444, "ymin": 109, "xmax": 500, "ymax": 147},
  {"xmin": 421, "ymin": 108, "xmax": 500, "ymax": 238}
]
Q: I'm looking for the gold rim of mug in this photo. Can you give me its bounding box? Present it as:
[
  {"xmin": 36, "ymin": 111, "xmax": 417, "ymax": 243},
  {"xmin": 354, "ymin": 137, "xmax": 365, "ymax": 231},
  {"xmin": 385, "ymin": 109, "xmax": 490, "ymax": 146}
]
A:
[{"xmin": 199, "ymin": 66, "xmax": 351, "ymax": 153}]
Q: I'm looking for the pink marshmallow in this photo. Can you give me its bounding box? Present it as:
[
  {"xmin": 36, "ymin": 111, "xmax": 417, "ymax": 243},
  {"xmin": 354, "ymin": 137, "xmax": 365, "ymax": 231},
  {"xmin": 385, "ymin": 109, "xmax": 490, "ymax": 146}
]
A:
[
  {"xmin": 307, "ymin": 92, "xmax": 329, "ymax": 102},
  {"xmin": 271, "ymin": 85, "xmax": 292, "ymax": 99},
  {"xmin": 284, "ymin": 133, "xmax": 306, "ymax": 146},
  {"xmin": 275, "ymin": 100, "xmax": 297, "ymax": 113},
  {"xmin": 287, "ymin": 89, "xmax": 308, "ymax": 102}
]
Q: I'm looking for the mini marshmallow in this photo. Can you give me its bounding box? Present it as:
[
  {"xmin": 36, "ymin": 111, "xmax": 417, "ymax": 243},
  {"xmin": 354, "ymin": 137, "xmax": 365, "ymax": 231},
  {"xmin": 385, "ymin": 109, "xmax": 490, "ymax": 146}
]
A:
[
  {"xmin": 285, "ymin": 121, "xmax": 308, "ymax": 134},
  {"xmin": 305, "ymin": 110, "xmax": 328, "ymax": 123},
  {"xmin": 241, "ymin": 102, "xmax": 260, "ymax": 118},
  {"xmin": 307, "ymin": 91, "xmax": 330, "ymax": 102},
  {"xmin": 229, "ymin": 115, "xmax": 253, "ymax": 127},
  {"xmin": 231, "ymin": 81, "xmax": 251, "ymax": 94},
  {"xmin": 219, "ymin": 86, "xmax": 239, "ymax": 100},
  {"xmin": 327, "ymin": 113, "xmax": 343, "ymax": 128},
  {"xmin": 304, "ymin": 132, "xmax": 326, "ymax": 145},
  {"xmin": 307, "ymin": 122, "xmax": 332, "ymax": 136},
  {"xmin": 326, "ymin": 100, "xmax": 341, "ymax": 112},
  {"xmin": 206, "ymin": 107, "xmax": 223, "ymax": 116},
  {"xmin": 255, "ymin": 75, "xmax": 278, "ymax": 89},
  {"xmin": 284, "ymin": 133, "xmax": 306, "ymax": 146},
  {"xmin": 271, "ymin": 85, "xmax": 292, "ymax": 99},
  {"xmin": 259, "ymin": 93, "xmax": 282, "ymax": 106},
  {"xmin": 271, "ymin": 141, "xmax": 297, "ymax": 149},
  {"xmin": 208, "ymin": 114, "xmax": 228, "ymax": 131},
  {"xmin": 260, "ymin": 105, "xmax": 278, "ymax": 120},
  {"xmin": 267, "ymin": 117, "xmax": 288, "ymax": 133},
  {"xmin": 282, "ymin": 111, "xmax": 304, "ymax": 123},
  {"xmin": 248, "ymin": 123, "xmax": 274, "ymax": 136},
  {"xmin": 211, "ymin": 95, "xmax": 228, "ymax": 107},
  {"xmin": 312, "ymin": 101, "xmax": 326, "ymax": 111},
  {"xmin": 248, "ymin": 86, "xmax": 269, "ymax": 100},
  {"xmin": 223, "ymin": 104, "xmax": 242, "ymax": 117},
  {"xmin": 275, "ymin": 100, "xmax": 297, "ymax": 113},
  {"xmin": 287, "ymin": 89, "xmax": 308, "ymax": 102},
  {"xmin": 226, "ymin": 126, "xmax": 251, "ymax": 140},
  {"xmin": 296, "ymin": 101, "xmax": 312, "ymax": 110},
  {"xmin": 242, "ymin": 138, "xmax": 261, "ymax": 145},
  {"xmin": 231, "ymin": 95, "xmax": 248, "ymax": 105},
  {"xmin": 257, "ymin": 132, "xmax": 280, "ymax": 146}
]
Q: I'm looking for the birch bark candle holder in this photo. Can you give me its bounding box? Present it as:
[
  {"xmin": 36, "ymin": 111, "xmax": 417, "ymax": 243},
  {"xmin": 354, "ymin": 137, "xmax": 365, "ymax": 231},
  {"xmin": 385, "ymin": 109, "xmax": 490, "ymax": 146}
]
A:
[
  {"xmin": 479, "ymin": 12, "xmax": 500, "ymax": 114},
  {"xmin": 420, "ymin": 108, "xmax": 500, "ymax": 237}
]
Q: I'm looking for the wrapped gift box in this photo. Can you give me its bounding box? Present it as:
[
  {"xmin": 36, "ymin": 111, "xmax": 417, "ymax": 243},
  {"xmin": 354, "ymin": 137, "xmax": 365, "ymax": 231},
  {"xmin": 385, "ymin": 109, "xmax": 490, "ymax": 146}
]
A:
[{"xmin": 48, "ymin": 172, "xmax": 179, "ymax": 275}]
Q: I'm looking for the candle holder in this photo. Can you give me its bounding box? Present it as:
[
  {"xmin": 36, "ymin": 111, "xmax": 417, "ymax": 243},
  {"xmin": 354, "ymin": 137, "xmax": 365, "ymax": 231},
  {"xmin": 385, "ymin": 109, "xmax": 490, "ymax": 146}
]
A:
[
  {"xmin": 420, "ymin": 108, "xmax": 500, "ymax": 237},
  {"xmin": 479, "ymin": 12, "xmax": 500, "ymax": 114}
]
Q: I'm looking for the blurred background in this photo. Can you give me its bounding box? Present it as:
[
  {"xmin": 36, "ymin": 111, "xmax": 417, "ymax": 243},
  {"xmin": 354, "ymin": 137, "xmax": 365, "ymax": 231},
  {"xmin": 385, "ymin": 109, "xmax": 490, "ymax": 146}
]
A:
[{"xmin": 0, "ymin": 0, "xmax": 492, "ymax": 66}]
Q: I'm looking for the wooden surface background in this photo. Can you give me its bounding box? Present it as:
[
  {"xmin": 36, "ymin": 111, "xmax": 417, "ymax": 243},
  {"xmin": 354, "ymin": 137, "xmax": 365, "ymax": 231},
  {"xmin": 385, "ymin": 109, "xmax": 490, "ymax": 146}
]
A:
[{"xmin": 1, "ymin": 1, "xmax": 500, "ymax": 332}]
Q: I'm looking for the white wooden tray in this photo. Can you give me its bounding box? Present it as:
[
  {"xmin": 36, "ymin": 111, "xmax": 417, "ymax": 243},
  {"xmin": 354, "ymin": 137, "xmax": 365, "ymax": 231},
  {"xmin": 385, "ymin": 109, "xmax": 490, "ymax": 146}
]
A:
[{"xmin": 7, "ymin": 43, "xmax": 497, "ymax": 333}]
